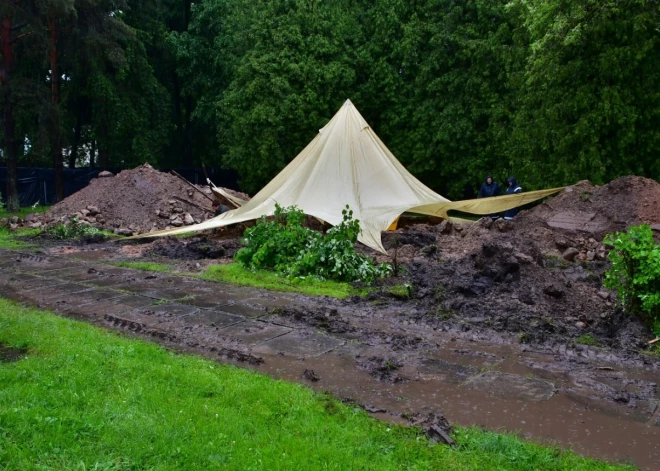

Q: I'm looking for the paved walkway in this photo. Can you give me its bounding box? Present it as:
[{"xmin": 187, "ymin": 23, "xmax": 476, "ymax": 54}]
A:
[{"xmin": 0, "ymin": 248, "xmax": 658, "ymax": 469}]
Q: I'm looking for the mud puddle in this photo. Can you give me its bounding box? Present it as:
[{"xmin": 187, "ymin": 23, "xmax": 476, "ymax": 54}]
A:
[
  {"xmin": 4, "ymin": 247, "xmax": 660, "ymax": 469},
  {"xmin": 255, "ymin": 339, "xmax": 660, "ymax": 470}
]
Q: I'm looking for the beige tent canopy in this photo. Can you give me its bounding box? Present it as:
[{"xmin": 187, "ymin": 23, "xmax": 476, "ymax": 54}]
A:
[{"xmin": 135, "ymin": 100, "xmax": 562, "ymax": 253}]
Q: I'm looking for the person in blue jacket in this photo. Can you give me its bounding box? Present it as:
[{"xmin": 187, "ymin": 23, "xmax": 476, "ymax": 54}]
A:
[
  {"xmin": 503, "ymin": 177, "xmax": 523, "ymax": 220},
  {"xmin": 477, "ymin": 175, "xmax": 502, "ymax": 220}
]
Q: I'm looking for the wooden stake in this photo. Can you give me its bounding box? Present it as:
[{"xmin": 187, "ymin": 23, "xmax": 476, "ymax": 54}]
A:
[{"xmin": 170, "ymin": 170, "xmax": 215, "ymax": 203}]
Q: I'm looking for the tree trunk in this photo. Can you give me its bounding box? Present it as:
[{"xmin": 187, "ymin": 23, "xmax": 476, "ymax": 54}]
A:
[
  {"xmin": 1, "ymin": 16, "xmax": 19, "ymax": 212},
  {"xmin": 184, "ymin": 96, "xmax": 192, "ymax": 165},
  {"xmin": 49, "ymin": 17, "xmax": 64, "ymax": 202},
  {"xmin": 69, "ymin": 107, "xmax": 82, "ymax": 168}
]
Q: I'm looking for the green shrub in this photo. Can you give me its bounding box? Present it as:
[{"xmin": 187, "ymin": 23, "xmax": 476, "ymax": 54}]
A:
[
  {"xmin": 604, "ymin": 225, "xmax": 660, "ymax": 333},
  {"xmin": 236, "ymin": 204, "xmax": 392, "ymax": 283},
  {"xmin": 47, "ymin": 218, "xmax": 104, "ymax": 239}
]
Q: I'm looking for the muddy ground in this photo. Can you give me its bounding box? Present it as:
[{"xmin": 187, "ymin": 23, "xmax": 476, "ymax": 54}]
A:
[{"xmin": 4, "ymin": 176, "xmax": 660, "ymax": 468}]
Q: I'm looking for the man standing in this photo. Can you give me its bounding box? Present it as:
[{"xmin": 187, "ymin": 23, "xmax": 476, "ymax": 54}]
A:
[
  {"xmin": 477, "ymin": 175, "xmax": 502, "ymax": 220},
  {"xmin": 504, "ymin": 177, "xmax": 523, "ymax": 220}
]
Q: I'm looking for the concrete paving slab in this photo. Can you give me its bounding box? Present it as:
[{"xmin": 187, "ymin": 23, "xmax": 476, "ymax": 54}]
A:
[
  {"xmin": 18, "ymin": 279, "xmax": 83, "ymax": 292},
  {"xmin": 142, "ymin": 303, "xmax": 200, "ymax": 319},
  {"xmin": 85, "ymin": 276, "xmax": 135, "ymax": 288},
  {"xmin": 3, "ymin": 273, "xmax": 41, "ymax": 283},
  {"xmin": 56, "ymin": 269, "xmax": 112, "ymax": 283},
  {"xmin": 52, "ymin": 289, "xmax": 126, "ymax": 304},
  {"xmin": 177, "ymin": 292, "xmax": 235, "ymax": 308},
  {"xmin": 142, "ymin": 288, "xmax": 199, "ymax": 301},
  {"xmin": 216, "ymin": 303, "xmax": 266, "ymax": 319},
  {"xmin": 64, "ymin": 300, "xmax": 140, "ymax": 320},
  {"xmin": 252, "ymin": 331, "xmax": 345, "ymax": 357},
  {"xmin": 112, "ymin": 295, "xmax": 159, "ymax": 309},
  {"xmin": 181, "ymin": 309, "xmax": 245, "ymax": 329},
  {"xmin": 104, "ymin": 308, "xmax": 178, "ymax": 331},
  {"xmin": 464, "ymin": 371, "xmax": 556, "ymax": 402},
  {"xmin": 546, "ymin": 211, "xmax": 609, "ymax": 233},
  {"xmin": 219, "ymin": 321, "xmax": 291, "ymax": 346},
  {"xmin": 37, "ymin": 267, "xmax": 83, "ymax": 278},
  {"xmin": 114, "ymin": 281, "xmax": 163, "ymax": 294},
  {"xmin": 242, "ymin": 297, "xmax": 295, "ymax": 309}
]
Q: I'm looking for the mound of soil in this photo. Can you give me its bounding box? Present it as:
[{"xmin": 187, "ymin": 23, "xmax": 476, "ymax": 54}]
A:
[
  {"xmin": 512, "ymin": 176, "xmax": 660, "ymax": 253},
  {"xmin": 44, "ymin": 164, "xmax": 224, "ymax": 235}
]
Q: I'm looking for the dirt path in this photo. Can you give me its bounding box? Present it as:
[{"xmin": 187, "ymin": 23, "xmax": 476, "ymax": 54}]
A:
[{"xmin": 0, "ymin": 248, "xmax": 658, "ymax": 469}]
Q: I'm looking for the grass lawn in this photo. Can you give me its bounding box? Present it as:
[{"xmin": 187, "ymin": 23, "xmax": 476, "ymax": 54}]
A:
[
  {"xmin": 0, "ymin": 205, "xmax": 49, "ymax": 221},
  {"xmin": 0, "ymin": 299, "xmax": 635, "ymax": 471},
  {"xmin": 0, "ymin": 227, "xmax": 42, "ymax": 250},
  {"xmin": 201, "ymin": 263, "xmax": 365, "ymax": 298},
  {"xmin": 110, "ymin": 260, "xmax": 174, "ymax": 273}
]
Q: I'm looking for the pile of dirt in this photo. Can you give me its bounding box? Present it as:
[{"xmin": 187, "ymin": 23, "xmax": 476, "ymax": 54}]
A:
[
  {"xmin": 380, "ymin": 176, "xmax": 660, "ymax": 264},
  {"xmin": 43, "ymin": 164, "xmax": 222, "ymax": 235}
]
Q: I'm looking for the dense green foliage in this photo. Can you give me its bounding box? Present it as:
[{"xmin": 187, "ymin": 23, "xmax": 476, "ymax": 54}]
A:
[
  {"xmin": 2, "ymin": 0, "xmax": 659, "ymax": 201},
  {"xmin": 236, "ymin": 204, "xmax": 392, "ymax": 282},
  {"xmin": 0, "ymin": 299, "xmax": 634, "ymax": 470},
  {"xmin": 604, "ymin": 225, "xmax": 660, "ymax": 334}
]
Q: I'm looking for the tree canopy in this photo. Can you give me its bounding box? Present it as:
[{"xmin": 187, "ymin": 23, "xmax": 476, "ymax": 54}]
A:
[{"xmin": 1, "ymin": 0, "xmax": 658, "ymax": 205}]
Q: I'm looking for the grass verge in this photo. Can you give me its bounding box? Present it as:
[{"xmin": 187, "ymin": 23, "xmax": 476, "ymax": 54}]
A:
[
  {"xmin": 0, "ymin": 227, "xmax": 42, "ymax": 250},
  {"xmin": 0, "ymin": 205, "xmax": 49, "ymax": 220},
  {"xmin": 201, "ymin": 263, "xmax": 365, "ymax": 298},
  {"xmin": 110, "ymin": 260, "xmax": 174, "ymax": 273},
  {"xmin": 0, "ymin": 299, "xmax": 634, "ymax": 471}
]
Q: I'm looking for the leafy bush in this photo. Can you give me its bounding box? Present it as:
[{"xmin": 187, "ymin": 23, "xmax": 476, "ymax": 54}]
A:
[
  {"xmin": 235, "ymin": 204, "xmax": 392, "ymax": 283},
  {"xmin": 47, "ymin": 219, "xmax": 104, "ymax": 239},
  {"xmin": 604, "ymin": 225, "xmax": 660, "ymax": 333}
]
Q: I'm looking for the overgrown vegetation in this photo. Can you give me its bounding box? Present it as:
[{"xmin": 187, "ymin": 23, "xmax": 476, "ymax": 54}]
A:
[
  {"xmin": 236, "ymin": 204, "xmax": 391, "ymax": 283},
  {"xmin": 201, "ymin": 263, "xmax": 364, "ymax": 299},
  {"xmin": 0, "ymin": 299, "xmax": 634, "ymax": 471},
  {"xmin": 604, "ymin": 225, "xmax": 660, "ymax": 334},
  {"xmin": 46, "ymin": 219, "xmax": 105, "ymax": 240}
]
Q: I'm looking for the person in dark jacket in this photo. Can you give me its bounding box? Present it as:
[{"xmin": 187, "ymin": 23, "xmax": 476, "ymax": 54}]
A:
[
  {"xmin": 478, "ymin": 175, "xmax": 501, "ymax": 198},
  {"xmin": 503, "ymin": 177, "xmax": 523, "ymax": 220},
  {"xmin": 477, "ymin": 175, "xmax": 502, "ymax": 220}
]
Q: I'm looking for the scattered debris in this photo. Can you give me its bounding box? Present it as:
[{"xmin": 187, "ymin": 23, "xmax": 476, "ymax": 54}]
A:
[
  {"xmin": 301, "ymin": 369, "xmax": 320, "ymax": 382},
  {"xmin": 407, "ymin": 412, "xmax": 455, "ymax": 446}
]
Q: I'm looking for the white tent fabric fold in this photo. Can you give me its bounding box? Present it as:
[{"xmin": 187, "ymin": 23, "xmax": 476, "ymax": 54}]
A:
[{"xmin": 134, "ymin": 100, "xmax": 562, "ymax": 253}]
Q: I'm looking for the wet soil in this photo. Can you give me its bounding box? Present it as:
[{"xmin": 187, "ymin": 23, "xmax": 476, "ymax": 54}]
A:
[
  {"xmin": 4, "ymin": 176, "xmax": 660, "ymax": 468},
  {"xmin": 43, "ymin": 164, "xmax": 217, "ymax": 234},
  {"xmin": 1, "ymin": 247, "xmax": 658, "ymax": 469}
]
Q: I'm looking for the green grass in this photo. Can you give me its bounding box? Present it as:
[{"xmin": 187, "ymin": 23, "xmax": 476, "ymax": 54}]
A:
[
  {"xmin": 201, "ymin": 263, "xmax": 365, "ymax": 298},
  {"xmin": 0, "ymin": 227, "xmax": 42, "ymax": 250},
  {"xmin": 387, "ymin": 283, "xmax": 413, "ymax": 299},
  {"xmin": 110, "ymin": 260, "xmax": 174, "ymax": 273},
  {"xmin": 575, "ymin": 334, "xmax": 600, "ymax": 347},
  {"xmin": 0, "ymin": 205, "xmax": 49, "ymax": 220},
  {"xmin": 0, "ymin": 299, "xmax": 634, "ymax": 471}
]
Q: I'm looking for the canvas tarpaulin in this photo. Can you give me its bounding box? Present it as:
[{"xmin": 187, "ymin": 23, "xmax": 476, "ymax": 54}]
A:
[{"xmin": 134, "ymin": 100, "xmax": 562, "ymax": 253}]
